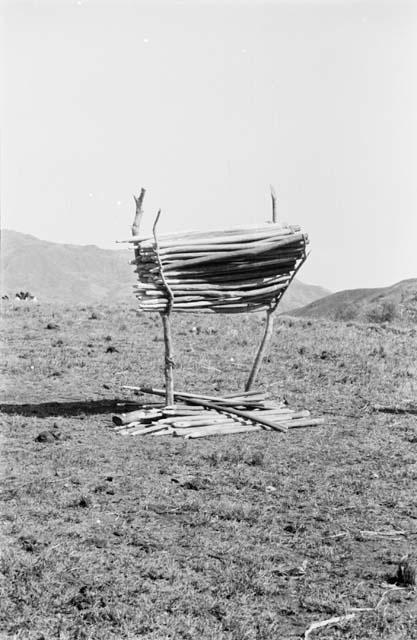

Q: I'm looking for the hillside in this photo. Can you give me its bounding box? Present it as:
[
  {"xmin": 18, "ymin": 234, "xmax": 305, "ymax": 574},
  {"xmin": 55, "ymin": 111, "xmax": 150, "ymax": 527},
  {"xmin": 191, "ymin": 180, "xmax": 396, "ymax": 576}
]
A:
[
  {"xmin": 276, "ymin": 279, "xmax": 330, "ymax": 313},
  {"xmin": 290, "ymin": 279, "xmax": 417, "ymax": 324},
  {"xmin": 0, "ymin": 229, "xmax": 330, "ymax": 309},
  {"xmin": 1, "ymin": 230, "xmax": 135, "ymax": 304}
]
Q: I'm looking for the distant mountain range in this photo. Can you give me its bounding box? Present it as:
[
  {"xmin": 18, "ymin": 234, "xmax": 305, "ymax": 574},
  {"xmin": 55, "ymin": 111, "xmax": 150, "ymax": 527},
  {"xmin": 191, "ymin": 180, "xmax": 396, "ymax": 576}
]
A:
[
  {"xmin": 0, "ymin": 229, "xmax": 330, "ymax": 311},
  {"xmin": 1, "ymin": 230, "xmax": 134, "ymax": 304},
  {"xmin": 290, "ymin": 279, "xmax": 417, "ymax": 324}
]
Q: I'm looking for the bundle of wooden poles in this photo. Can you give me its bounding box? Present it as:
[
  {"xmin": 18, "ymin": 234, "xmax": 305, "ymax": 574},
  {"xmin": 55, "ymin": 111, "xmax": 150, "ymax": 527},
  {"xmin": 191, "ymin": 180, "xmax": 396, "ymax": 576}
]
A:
[
  {"xmin": 111, "ymin": 387, "xmax": 325, "ymax": 439},
  {"xmin": 124, "ymin": 204, "xmax": 308, "ymax": 313}
]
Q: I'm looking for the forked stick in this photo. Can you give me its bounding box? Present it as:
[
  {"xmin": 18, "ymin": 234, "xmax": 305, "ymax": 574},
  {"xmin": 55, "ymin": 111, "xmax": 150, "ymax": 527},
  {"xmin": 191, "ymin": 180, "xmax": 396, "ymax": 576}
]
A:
[
  {"xmin": 132, "ymin": 188, "xmax": 146, "ymax": 236},
  {"xmin": 132, "ymin": 188, "xmax": 146, "ymax": 270}
]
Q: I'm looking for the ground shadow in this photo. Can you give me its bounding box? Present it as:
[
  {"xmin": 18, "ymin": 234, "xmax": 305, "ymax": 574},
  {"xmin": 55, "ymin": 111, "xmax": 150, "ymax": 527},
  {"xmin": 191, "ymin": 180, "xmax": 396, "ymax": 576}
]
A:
[{"xmin": 0, "ymin": 399, "xmax": 143, "ymax": 418}]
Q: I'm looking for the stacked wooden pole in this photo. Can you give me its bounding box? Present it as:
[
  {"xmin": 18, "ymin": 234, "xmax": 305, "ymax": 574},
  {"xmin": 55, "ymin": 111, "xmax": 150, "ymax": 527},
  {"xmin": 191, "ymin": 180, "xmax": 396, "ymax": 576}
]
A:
[
  {"xmin": 124, "ymin": 223, "xmax": 308, "ymax": 314},
  {"xmin": 111, "ymin": 388, "xmax": 325, "ymax": 439}
]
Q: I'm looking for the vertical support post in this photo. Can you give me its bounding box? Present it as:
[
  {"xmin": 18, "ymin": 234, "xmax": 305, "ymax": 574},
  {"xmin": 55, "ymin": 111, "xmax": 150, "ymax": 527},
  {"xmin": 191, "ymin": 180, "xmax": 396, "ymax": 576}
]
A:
[
  {"xmin": 160, "ymin": 311, "xmax": 175, "ymax": 406},
  {"xmin": 152, "ymin": 209, "xmax": 176, "ymax": 407}
]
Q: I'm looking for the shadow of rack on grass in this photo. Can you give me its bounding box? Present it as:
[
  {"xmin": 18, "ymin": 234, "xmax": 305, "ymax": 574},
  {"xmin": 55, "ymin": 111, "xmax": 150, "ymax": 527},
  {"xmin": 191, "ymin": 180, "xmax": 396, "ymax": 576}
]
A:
[{"xmin": 0, "ymin": 399, "xmax": 141, "ymax": 419}]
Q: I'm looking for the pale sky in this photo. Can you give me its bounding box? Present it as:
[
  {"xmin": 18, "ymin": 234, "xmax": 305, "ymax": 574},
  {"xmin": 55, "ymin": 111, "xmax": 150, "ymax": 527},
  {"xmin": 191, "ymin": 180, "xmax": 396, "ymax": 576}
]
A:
[{"xmin": 2, "ymin": 0, "xmax": 416, "ymax": 291}]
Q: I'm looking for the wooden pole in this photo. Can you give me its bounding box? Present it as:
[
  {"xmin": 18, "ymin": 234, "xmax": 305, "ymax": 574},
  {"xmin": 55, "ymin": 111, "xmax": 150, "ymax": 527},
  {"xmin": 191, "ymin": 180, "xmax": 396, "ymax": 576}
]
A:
[
  {"xmin": 161, "ymin": 312, "xmax": 175, "ymax": 406},
  {"xmin": 132, "ymin": 188, "xmax": 146, "ymax": 271},
  {"xmin": 245, "ymin": 186, "xmax": 278, "ymax": 391},
  {"xmin": 245, "ymin": 251, "xmax": 308, "ymax": 391},
  {"xmin": 270, "ymin": 185, "xmax": 277, "ymax": 223},
  {"xmin": 152, "ymin": 209, "xmax": 176, "ymax": 407},
  {"xmin": 132, "ymin": 188, "xmax": 146, "ymax": 236},
  {"xmin": 245, "ymin": 307, "xmax": 274, "ymax": 391},
  {"xmin": 137, "ymin": 385, "xmax": 288, "ymax": 432}
]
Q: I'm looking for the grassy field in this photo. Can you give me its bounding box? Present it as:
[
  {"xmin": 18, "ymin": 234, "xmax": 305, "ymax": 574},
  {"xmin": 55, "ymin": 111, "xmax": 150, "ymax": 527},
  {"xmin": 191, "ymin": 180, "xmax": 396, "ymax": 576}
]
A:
[{"xmin": 1, "ymin": 301, "xmax": 417, "ymax": 639}]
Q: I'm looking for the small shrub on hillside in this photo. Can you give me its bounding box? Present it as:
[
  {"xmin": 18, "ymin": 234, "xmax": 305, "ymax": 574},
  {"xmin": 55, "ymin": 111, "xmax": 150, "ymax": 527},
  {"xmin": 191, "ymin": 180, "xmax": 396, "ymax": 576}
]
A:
[
  {"xmin": 334, "ymin": 304, "xmax": 358, "ymax": 322},
  {"xmin": 366, "ymin": 301, "xmax": 398, "ymax": 324}
]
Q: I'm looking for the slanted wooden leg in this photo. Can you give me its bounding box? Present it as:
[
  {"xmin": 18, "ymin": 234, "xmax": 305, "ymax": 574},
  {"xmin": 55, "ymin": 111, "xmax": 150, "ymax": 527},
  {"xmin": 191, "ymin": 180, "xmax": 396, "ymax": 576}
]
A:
[
  {"xmin": 245, "ymin": 249, "xmax": 308, "ymax": 392},
  {"xmin": 245, "ymin": 307, "xmax": 275, "ymax": 391}
]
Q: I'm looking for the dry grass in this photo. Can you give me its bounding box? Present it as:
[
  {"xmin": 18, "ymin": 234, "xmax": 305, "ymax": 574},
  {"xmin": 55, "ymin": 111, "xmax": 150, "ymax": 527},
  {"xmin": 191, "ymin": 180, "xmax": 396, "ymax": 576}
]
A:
[{"xmin": 1, "ymin": 302, "xmax": 417, "ymax": 639}]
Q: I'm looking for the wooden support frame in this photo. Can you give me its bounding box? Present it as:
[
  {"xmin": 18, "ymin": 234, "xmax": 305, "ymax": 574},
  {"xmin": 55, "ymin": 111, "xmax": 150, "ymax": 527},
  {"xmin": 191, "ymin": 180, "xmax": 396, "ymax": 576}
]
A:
[{"xmin": 131, "ymin": 186, "xmax": 307, "ymax": 405}]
